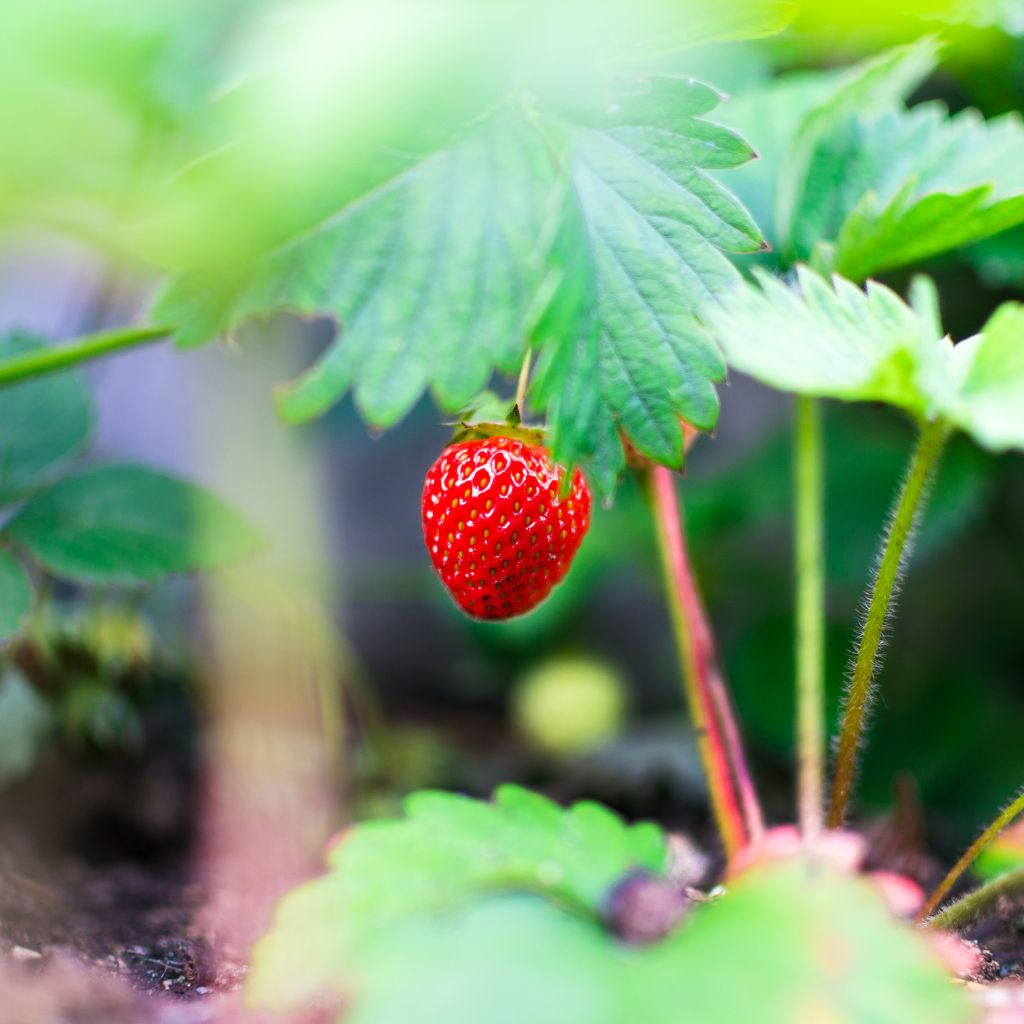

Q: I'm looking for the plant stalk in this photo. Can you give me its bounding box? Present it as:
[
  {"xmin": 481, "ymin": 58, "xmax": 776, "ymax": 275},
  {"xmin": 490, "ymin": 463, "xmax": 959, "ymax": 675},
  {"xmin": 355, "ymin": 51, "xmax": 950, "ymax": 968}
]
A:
[
  {"xmin": 919, "ymin": 788, "xmax": 1024, "ymax": 922},
  {"xmin": 0, "ymin": 324, "xmax": 171, "ymax": 388},
  {"xmin": 794, "ymin": 396, "xmax": 826, "ymax": 840},
  {"xmin": 648, "ymin": 465, "xmax": 763, "ymax": 858},
  {"xmin": 924, "ymin": 866, "xmax": 1024, "ymax": 932},
  {"xmin": 827, "ymin": 417, "xmax": 950, "ymax": 828},
  {"xmin": 515, "ymin": 348, "xmax": 533, "ymax": 413}
]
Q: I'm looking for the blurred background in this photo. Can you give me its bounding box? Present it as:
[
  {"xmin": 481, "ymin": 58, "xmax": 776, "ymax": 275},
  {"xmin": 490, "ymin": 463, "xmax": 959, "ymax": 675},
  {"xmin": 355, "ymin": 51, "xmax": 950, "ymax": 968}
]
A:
[{"xmin": 0, "ymin": 0, "xmax": 1022, "ymax": 1016}]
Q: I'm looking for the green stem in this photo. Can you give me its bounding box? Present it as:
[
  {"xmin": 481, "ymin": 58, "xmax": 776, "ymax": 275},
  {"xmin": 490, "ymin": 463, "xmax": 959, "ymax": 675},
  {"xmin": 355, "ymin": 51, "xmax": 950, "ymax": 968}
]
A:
[
  {"xmin": 515, "ymin": 348, "xmax": 533, "ymax": 414},
  {"xmin": 919, "ymin": 788, "xmax": 1024, "ymax": 922},
  {"xmin": 794, "ymin": 396, "xmax": 825, "ymax": 840},
  {"xmin": 924, "ymin": 866, "xmax": 1024, "ymax": 933},
  {"xmin": 827, "ymin": 417, "xmax": 950, "ymax": 828},
  {"xmin": 0, "ymin": 324, "xmax": 171, "ymax": 388},
  {"xmin": 647, "ymin": 465, "xmax": 760, "ymax": 859}
]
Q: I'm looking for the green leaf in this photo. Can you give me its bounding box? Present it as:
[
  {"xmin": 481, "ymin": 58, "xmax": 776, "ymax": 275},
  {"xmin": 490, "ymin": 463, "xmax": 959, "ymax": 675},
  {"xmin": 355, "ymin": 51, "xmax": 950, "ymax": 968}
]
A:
[
  {"xmin": 252, "ymin": 855, "xmax": 970, "ymax": 1024},
  {"xmin": 719, "ymin": 71, "xmax": 845, "ymax": 253},
  {"xmin": 0, "ymin": 550, "xmax": 32, "ymax": 642},
  {"xmin": 704, "ymin": 268, "xmax": 1024, "ymax": 455},
  {"xmin": 160, "ymin": 75, "xmax": 764, "ymax": 498},
  {"xmin": 139, "ymin": 0, "xmax": 793, "ymax": 275},
  {"xmin": 5, "ymin": 464, "xmax": 264, "ymax": 585},
  {"xmin": 726, "ymin": 40, "xmax": 1024, "ymax": 280},
  {"xmin": 0, "ymin": 332, "xmax": 93, "ymax": 504},
  {"xmin": 614, "ymin": 0, "xmax": 797, "ymax": 56},
  {"xmin": 829, "ymin": 105, "xmax": 1024, "ymax": 280},
  {"xmin": 944, "ymin": 302, "xmax": 1024, "ymax": 451},
  {"xmin": 247, "ymin": 785, "xmax": 668, "ymax": 1012},
  {"xmin": 532, "ymin": 76, "xmax": 764, "ymax": 494},
  {"xmin": 157, "ymin": 107, "xmax": 559, "ymax": 424},
  {"xmin": 778, "ymin": 38, "xmax": 940, "ymax": 257},
  {"xmin": 654, "ymin": 860, "xmax": 970, "ymax": 1024},
  {"xmin": 705, "ymin": 267, "xmax": 942, "ymax": 414}
]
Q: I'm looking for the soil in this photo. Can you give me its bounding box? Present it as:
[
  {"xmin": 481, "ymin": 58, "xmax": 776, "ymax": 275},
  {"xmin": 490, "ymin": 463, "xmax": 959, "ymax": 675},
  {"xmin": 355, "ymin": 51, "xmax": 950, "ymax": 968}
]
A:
[{"xmin": 0, "ymin": 696, "xmax": 1022, "ymax": 1023}]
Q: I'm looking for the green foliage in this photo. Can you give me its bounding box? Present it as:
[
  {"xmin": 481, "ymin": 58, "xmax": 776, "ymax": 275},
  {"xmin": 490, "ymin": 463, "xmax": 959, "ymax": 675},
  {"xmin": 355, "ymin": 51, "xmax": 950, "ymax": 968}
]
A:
[
  {"xmin": 0, "ymin": 332, "xmax": 262, "ymax": 602},
  {"xmin": 726, "ymin": 38, "xmax": 1024, "ymax": 281},
  {"xmin": 944, "ymin": 302, "xmax": 1024, "ymax": 450},
  {"xmin": 251, "ymin": 823, "xmax": 970, "ymax": 1024},
  {"xmin": 704, "ymin": 267, "xmax": 1024, "ymax": 453},
  {"xmin": 530, "ymin": 78, "xmax": 763, "ymax": 494},
  {"xmin": 247, "ymin": 785, "xmax": 668, "ymax": 1011},
  {"xmin": 6, "ymin": 465, "xmax": 263, "ymax": 585},
  {"xmin": 657, "ymin": 860, "xmax": 969, "ymax": 1024},
  {"xmin": 704, "ymin": 268, "xmax": 941, "ymax": 413},
  {"xmin": 778, "ymin": 38, "xmax": 940, "ymax": 260},
  {"xmin": 829, "ymin": 105, "xmax": 1024, "ymax": 279},
  {"xmin": 158, "ymin": 70, "xmax": 766, "ymax": 496},
  {"xmin": 168, "ymin": 109, "xmax": 558, "ymax": 425},
  {"xmin": 685, "ymin": 408, "xmax": 994, "ymax": 593},
  {"xmin": 0, "ymin": 332, "xmax": 92, "ymax": 504},
  {"xmin": 969, "ymin": 224, "xmax": 1024, "ymax": 287},
  {"xmin": 0, "ymin": 0, "xmax": 260, "ymax": 238},
  {"xmin": 0, "ymin": 551, "xmax": 32, "ymax": 642}
]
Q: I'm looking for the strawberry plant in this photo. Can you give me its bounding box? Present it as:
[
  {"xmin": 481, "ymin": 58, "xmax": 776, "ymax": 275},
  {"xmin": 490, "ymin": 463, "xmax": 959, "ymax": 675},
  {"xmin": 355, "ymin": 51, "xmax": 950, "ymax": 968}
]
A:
[
  {"xmin": 0, "ymin": 330, "xmax": 261, "ymax": 774},
  {"xmin": 2, "ymin": 0, "xmax": 1024, "ymax": 1020}
]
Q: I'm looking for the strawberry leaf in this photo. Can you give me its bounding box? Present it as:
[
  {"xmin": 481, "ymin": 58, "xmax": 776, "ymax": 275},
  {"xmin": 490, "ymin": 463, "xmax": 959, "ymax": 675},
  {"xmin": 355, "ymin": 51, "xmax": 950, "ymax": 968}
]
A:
[
  {"xmin": 215, "ymin": 108, "xmax": 556, "ymax": 428},
  {"xmin": 822, "ymin": 105, "xmax": 1024, "ymax": 279},
  {"xmin": 777, "ymin": 38, "xmax": 940, "ymax": 258},
  {"xmin": 251, "ymin": 841, "xmax": 970, "ymax": 1024},
  {"xmin": 530, "ymin": 77, "xmax": 763, "ymax": 495},
  {"xmin": 944, "ymin": 302, "xmax": 1024, "ymax": 451},
  {"xmin": 247, "ymin": 785, "xmax": 668, "ymax": 1012},
  {"xmin": 0, "ymin": 332, "xmax": 93, "ymax": 506},
  {"xmin": 705, "ymin": 267, "xmax": 943, "ymax": 414},
  {"xmin": 158, "ymin": 75, "xmax": 764, "ymax": 497},
  {"xmin": 726, "ymin": 39, "xmax": 1024, "ymax": 283},
  {"xmin": 704, "ymin": 267, "xmax": 1024, "ymax": 455},
  {"xmin": 5, "ymin": 465, "xmax": 264, "ymax": 585}
]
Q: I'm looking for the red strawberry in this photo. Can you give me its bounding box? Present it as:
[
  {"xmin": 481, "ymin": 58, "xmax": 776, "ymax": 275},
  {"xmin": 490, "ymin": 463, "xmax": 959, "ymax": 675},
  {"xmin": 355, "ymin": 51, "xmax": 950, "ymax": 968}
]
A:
[{"xmin": 422, "ymin": 435, "xmax": 590, "ymax": 620}]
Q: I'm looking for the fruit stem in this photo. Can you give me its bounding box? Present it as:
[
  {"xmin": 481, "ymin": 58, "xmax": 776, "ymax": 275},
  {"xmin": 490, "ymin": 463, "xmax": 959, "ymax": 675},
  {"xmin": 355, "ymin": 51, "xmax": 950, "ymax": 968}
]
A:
[
  {"xmin": 515, "ymin": 348, "xmax": 533, "ymax": 414},
  {"xmin": 0, "ymin": 324, "xmax": 171, "ymax": 388},
  {"xmin": 919, "ymin": 787, "xmax": 1024, "ymax": 922},
  {"xmin": 647, "ymin": 465, "xmax": 763, "ymax": 858},
  {"xmin": 827, "ymin": 417, "xmax": 950, "ymax": 828},
  {"xmin": 794, "ymin": 396, "xmax": 825, "ymax": 841},
  {"xmin": 924, "ymin": 865, "xmax": 1024, "ymax": 932}
]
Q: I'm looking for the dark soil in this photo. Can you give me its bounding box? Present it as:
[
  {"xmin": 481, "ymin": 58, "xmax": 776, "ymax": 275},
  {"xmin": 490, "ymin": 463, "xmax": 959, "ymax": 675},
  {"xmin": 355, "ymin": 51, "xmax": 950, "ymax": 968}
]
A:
[{"xmin": 1, "ymin": 693, "xmax": 1022, "ymax": 1022}]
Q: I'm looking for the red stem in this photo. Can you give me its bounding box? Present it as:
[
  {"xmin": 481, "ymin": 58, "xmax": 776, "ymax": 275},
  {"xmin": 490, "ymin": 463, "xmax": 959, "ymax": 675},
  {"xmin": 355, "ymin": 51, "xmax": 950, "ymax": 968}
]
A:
[{"xmin": 650, "ymin": 465, "xmax": 762, "ymax": 856}]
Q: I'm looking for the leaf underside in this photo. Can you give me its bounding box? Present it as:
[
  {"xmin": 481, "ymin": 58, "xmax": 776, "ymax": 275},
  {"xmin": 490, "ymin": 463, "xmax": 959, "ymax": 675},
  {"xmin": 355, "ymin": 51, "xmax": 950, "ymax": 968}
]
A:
[{"xmin": 704, "ymin": 267, "xmax": 1024, "ymax": 454}]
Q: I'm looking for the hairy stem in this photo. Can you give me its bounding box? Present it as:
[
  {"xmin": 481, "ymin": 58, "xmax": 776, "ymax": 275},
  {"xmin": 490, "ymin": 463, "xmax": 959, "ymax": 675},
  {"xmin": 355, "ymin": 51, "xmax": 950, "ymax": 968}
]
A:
[
  {"xmin": 827, "ymin": 417, "xmax": 950, "ymax": 828},
  {"xmin": 794, "ymin": 396, "xmax": 826, "ymax": 840},
  {"xmin": 919, "ymin": 788, "xmax": 1024, "ymax": 922},
  {"xmin": 0, "ymin": 324, "xmax": 171, "ymax": 388},
  {"xmin": 648, "ymin": 465, "xmax": 763, "ymax": 858},
  {"xmin": 925, "ymin": 866, "xmax": 1024, "ymax": 932}
]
